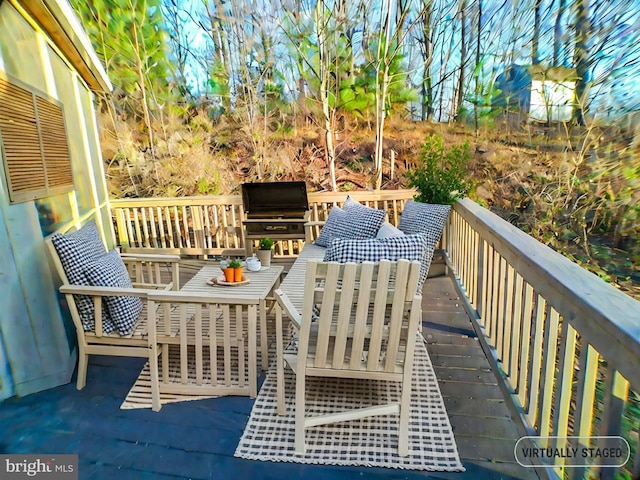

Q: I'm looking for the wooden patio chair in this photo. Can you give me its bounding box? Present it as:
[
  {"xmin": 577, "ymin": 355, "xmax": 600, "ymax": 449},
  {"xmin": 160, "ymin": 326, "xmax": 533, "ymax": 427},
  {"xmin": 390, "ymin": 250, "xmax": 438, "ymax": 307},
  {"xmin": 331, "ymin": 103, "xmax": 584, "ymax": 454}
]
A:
[
  {"xmin": 45, "ymin": 223, "xmax": 180, "ymax": 411},
  {"xmin": 274, "ymin": 258, "xmax": 422, "ymax": 456},
  {"xmin": 146, "ymin": 291, "xmax": 259, "ymax": 399}
]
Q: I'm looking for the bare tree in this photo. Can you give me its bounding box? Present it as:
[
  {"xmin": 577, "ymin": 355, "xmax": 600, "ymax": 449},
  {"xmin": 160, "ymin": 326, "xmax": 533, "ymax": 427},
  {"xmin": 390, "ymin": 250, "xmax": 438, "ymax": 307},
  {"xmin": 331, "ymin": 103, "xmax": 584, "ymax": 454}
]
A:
[{"xmin": 572, "ymin": 0, "xmax": 591, "ymax": 125}]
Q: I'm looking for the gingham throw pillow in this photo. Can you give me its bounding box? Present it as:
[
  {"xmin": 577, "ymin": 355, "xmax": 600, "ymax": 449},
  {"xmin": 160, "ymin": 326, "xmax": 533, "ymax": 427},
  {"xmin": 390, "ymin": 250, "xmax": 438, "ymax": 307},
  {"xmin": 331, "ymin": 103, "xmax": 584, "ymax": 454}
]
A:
[
  {"xmin": 315, "ymin": 204, "xmax": 386, "ymax": 247},
  {"xmin": 376, "ymin": 222, "xmax": 404, "ymax": 238},
  {"xmin": 51, "ymin": 220, "xmax": 108, "ymax": 331},
  {"xmin": 323, "ymin": 233, "xmax": 433, "ymax": 291},
  {"xmin": 84, "ymin": 250, "xmax": 143, "ymax": 336},
  {"xmin": 398, "ymin": 200, "xmax": 451, "ymax": 247}
]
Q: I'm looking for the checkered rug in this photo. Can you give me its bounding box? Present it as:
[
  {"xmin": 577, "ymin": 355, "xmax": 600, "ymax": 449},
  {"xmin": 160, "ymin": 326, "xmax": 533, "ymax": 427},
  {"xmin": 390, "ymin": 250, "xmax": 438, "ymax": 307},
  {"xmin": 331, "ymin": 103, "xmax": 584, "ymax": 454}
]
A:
[
  {"xmin": 121, "ymin": 345, "xmax": 258, "ymax": 410},
  {"xmin": 234, "ymin": 335, "xmax": 465, "ymax": 471}
]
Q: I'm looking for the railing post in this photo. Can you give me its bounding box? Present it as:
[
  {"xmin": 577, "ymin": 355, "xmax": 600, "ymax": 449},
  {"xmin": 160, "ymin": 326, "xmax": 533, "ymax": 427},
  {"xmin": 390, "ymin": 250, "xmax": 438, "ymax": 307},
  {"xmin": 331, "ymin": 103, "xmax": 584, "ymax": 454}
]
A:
[{"xmin": 114, "ymin": 208, "xmax": 129, "ymax": 249}]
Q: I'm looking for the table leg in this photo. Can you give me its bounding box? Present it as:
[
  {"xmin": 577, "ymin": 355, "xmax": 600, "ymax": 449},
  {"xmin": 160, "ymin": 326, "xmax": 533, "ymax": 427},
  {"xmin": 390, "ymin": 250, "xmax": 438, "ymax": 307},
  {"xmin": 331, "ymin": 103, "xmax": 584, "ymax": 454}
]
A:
[
  {"xmin": 259, "ymin": 299, "xmax": 268, "ymax": 370},
  {"xmin": 276, "ymin": 302, "xmax": 285, "ymax": 416},
  {"xmin": 248, "ymin": 304, "xmax": 258, "ymax": 398}
]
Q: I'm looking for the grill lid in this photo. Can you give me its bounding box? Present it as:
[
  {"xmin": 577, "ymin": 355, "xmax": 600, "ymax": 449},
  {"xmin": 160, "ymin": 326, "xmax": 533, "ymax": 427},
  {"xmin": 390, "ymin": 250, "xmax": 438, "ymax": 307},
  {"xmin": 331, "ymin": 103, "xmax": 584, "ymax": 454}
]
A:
[{"xmin": 241, "ymin": 181, "xmax": 309, "ymax": 218}]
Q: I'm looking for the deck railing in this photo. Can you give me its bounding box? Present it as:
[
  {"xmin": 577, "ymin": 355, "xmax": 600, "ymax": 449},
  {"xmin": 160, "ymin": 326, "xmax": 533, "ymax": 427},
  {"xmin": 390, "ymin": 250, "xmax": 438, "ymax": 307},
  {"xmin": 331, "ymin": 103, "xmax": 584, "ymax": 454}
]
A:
[
  {"xmin": 445, "ymin": 198, "xmax": 640, "ymax": 480},
  {"xmin": 110, "ymin": 190, "xmax": 414, "ymax": 257}
]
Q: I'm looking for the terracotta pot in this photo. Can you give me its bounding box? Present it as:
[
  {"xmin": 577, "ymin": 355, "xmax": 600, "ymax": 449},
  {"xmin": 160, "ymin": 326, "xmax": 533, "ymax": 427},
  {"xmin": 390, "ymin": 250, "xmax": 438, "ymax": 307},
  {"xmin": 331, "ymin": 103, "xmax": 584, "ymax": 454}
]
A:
[
  {"xmin": 233, "ymin": 267, "xmax": 243, "ymax": 282},
  {"xmin": 256, "ymin": 249, "xmax": 271, "ymax": 267},
  {"xmin": 223, "ymin": 267, "xmax": 235, "ymax": 282}
]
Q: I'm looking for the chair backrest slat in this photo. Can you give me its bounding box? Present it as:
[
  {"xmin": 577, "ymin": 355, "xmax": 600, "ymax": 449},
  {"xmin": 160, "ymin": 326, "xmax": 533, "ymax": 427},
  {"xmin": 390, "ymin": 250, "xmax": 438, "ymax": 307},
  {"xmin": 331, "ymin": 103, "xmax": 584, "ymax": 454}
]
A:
[
  {"xmin": 332, "ymin": 263, "xmax": 358, "ymax": 368},
  {"xmin": 314, "ymin": 262, "xmax": 340, "ymax": 367},
  {"xmin": 385, "ymin": 259, "xmax": 411, "ymax": 371},
  {"xmin": 367, "ymin": 260, "xmax": 392, "ymax": 371},
  {"xmin": 349, "ymin": 262, "xmax": 375, "ymax": 370}
]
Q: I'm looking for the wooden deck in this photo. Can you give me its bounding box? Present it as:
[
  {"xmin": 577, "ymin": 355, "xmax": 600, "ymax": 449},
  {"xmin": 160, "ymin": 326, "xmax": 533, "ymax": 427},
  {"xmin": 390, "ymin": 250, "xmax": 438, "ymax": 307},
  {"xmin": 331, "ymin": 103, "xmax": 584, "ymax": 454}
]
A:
[{"xmin": 0, "ymin": 259, "xmax": 540, "ymax": 480}]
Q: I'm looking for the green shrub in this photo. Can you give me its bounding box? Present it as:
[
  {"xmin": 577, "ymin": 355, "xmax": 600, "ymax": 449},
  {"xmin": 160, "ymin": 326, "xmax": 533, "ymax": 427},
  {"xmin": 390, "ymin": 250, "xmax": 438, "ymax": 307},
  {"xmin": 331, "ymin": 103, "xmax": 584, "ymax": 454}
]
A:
[{"xmin": 405, "ymin": 134, "xmax": 472, "ymax": 205}]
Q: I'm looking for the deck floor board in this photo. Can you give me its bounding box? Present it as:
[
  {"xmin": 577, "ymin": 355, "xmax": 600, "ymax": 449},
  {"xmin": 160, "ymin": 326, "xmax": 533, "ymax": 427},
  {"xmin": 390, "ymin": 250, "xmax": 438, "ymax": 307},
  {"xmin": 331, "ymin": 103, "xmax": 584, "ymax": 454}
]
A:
[{"xmin": 0, "ymin": 259, "xmax": 540, "ymax": 479}]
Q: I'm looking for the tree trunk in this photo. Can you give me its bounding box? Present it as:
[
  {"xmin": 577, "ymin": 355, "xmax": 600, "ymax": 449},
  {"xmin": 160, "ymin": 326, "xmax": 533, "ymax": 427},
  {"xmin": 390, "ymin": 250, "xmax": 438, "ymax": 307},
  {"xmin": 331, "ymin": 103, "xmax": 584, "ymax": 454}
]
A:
[
  {"xmin": 532, "ymin": 0, "xmax": 543, "ymax": 65},
  {"xmin": 454, "ymin": 0, "xmax": 467, "ymax": 121},
  {"xmin": 421, "ymin": 2, "xmax": 434, "ymax": 121},
  {"xmin": 572, "ymin": 0, "xmax": 591, "ymax": 125},
  {"xmin": 553, "ymin": 0, "xmax": 568, "ymax": 66},
  {"xmin": 473, "ymin": 0, "xmax": 482, "ymax": 133}
]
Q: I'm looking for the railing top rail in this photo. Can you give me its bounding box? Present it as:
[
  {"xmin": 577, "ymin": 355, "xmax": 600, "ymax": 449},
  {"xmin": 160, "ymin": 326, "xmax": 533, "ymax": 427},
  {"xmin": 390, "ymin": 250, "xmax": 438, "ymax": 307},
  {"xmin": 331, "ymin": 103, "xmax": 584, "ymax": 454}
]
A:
[
  {"xmin": 109, "ymin": 189, "xmax": 416, "ymax": 209},
  {"xmin": 453, "ymin": 198, "xmax": 640, "ymax": 386},
  {"xmin": 110, "ymin": 195, "xmax": 243, "ymax": 207}
]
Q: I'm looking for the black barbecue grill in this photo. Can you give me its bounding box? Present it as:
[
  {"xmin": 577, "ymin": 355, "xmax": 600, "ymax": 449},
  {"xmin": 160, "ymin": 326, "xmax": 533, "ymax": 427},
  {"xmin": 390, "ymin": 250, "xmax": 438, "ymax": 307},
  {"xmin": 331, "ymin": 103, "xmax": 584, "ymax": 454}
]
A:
[{"xmin": 241, "ymin": 181, "xmax": 309, "ymax": 254}]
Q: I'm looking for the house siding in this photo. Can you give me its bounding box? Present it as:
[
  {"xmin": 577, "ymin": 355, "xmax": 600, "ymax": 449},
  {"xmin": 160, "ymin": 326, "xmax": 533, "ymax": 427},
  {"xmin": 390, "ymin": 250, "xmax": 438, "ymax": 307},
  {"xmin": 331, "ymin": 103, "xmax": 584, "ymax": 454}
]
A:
[{"xmin": 0, "ymin": 1, "xmax": 113, "ymax": 400}]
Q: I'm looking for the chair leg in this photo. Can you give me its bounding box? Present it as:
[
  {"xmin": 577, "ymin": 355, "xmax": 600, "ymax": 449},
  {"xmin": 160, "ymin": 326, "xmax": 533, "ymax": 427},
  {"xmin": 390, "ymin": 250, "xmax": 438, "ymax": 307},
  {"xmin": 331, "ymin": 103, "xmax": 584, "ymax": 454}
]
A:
[
  {"xmin": 276, "ymin": 304, "xmax": 285, "ymax": 415},
  {"xmin": 76, "ymin": 345, "xmax": 88, "ymax": 390},
  {"xmin": 149, "ymin": 344, "xmax": 161, "ymax": 412},
  {"xmin": 294, "ymin": 371, "xmax": 306, "ymax": 454},
  {"xmin": 397, "ymin": 380, "xmax": 412, "ymax": 457}
]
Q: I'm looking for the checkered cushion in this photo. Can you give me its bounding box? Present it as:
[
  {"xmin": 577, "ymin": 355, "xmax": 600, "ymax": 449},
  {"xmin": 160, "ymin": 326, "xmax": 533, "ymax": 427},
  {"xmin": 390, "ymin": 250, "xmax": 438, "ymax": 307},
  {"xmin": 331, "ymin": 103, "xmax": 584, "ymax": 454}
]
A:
[
  {"xmin": 376, "ymin": 222, "xmax": 404, "ymax": 238},
  {"xmin": 342, "ymin": 195, "xmax": 362, "ymax": 211},
  {"xmin": 84, "ymin": 250, "xmax": 143, "ymax": 336},
  {"xmin": 323, "ymin": 233, "xmax": 433, "ymax": 291},
  {"xmin": 51, "ymin": 220, "xmax": 108, "ymax": 331},
  {"xmin": 398, "ymin": 200, "xmax": 451, "ymax": 248},
  {"xmin": 315, "ymin": 204, "xmax": 386, "ymax": 248}
]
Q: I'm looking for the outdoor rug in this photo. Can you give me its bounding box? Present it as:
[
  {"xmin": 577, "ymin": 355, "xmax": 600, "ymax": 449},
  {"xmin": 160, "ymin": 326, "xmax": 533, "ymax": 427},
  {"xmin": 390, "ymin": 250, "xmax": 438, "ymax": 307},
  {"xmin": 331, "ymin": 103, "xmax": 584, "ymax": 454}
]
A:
[{"xmin": 234, "ymin": 334, "xmax": 465, "ymax": 472}]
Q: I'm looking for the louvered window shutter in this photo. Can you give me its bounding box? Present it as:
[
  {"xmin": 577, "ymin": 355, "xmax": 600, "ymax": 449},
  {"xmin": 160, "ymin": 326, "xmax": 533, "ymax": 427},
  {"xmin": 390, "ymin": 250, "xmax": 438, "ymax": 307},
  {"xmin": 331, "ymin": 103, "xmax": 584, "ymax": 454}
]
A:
[{"xmin": 0, "ymin": 75, "xmax": 74, "ymax": 203}]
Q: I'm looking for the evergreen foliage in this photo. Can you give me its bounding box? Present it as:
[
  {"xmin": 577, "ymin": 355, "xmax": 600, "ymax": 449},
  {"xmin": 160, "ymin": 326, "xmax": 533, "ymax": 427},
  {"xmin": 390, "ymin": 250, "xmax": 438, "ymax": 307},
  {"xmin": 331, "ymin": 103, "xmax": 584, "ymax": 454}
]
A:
[{"xmin": 406, "ymin": 135, "xmax": 472, "ymax": 205}]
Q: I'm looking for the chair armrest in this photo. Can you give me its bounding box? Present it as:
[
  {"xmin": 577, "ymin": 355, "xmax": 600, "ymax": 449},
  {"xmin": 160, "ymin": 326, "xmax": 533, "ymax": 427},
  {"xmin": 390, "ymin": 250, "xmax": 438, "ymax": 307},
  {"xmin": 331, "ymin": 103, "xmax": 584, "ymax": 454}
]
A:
[
  {"xmin": 274, "ymin": 289, "xmax": 301, "ymax": 329},
  {"xmin": 59, "ymin": 284, "xmax": 158, "ymax": 297}
]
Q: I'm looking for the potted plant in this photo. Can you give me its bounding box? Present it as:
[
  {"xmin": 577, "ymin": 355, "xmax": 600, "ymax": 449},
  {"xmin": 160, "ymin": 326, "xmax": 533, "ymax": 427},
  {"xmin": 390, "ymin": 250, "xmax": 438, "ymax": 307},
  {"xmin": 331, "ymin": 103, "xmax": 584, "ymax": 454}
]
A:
[
  {"xmin": 228, "ymin": 259, "xmax": 243, "ymax": 282},
  {"xmin": 222, "ymin": 262, "xmax": 235, "ymax": 282},
  {"xmin": 256, "ymin": 237, "xmax": 274, "ymax": 267}
]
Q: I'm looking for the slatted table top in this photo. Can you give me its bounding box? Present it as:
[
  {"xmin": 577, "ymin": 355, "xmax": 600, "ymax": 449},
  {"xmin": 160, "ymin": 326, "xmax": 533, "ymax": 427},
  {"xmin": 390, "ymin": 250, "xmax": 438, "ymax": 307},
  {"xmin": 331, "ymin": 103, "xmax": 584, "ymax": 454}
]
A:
[{"xmin": 181, "ymin": 264, "xmax": 284, "ymax": 301}]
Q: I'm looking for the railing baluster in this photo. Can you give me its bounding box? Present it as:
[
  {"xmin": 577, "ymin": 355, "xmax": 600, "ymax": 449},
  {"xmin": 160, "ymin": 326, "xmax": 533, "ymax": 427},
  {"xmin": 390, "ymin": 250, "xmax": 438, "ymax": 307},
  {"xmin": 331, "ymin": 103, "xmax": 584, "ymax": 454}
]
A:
[
  {"xmin": 526, "ymin": 294, "xmax": 546, "ymax": 427},
  {"xmin": 148, "ymin": 207, "xmax": 158, "ymax": 248},
  {"xmin": 517, "ymin": 282, "xmax": 534, "ymax": 406},
  {"xmin": 204, "ymin": 205, "xmax": 212, "ymax": 248},
  {"xmin": 551, "ymin": 321, "xmax": 577, "ymax": 475},
  {"xmin": 483, "ymin": 244, "xmax": 494, "ymax": 337},
  {"xmin": 537, "ymin": 305, "xmax": 560, "ymax": 437},
  {"xmin": 508, "ymin": 272, "xmax": 524, "ymax": 385},
  {"xmin": 502, "ymin": 263, "xmax": 515, "ymax": 375},
  {"xmin": 568, "ymin": 342, "xmax": 599, "ymax": 480},
  {"xmin": 495, "ymin": 255, "xmax": 507, "ymax": 358},
  {"xmin": 475, "ymin": 237, "xmax": 485, "ymax": 318},
  {"xmin": 132, "ymin": 208, "xmax": 142, "ymax": 248},
  {"xmin": 140, "ymin": 207, "xmax": 150, "ymax": 247},
  {"xmin": 172, "ymin": 206, "xmax": 181, "ymax": 248},
  {"xmin": 599, "ymin": 369, "xmax": 629, "ymax": 480}
]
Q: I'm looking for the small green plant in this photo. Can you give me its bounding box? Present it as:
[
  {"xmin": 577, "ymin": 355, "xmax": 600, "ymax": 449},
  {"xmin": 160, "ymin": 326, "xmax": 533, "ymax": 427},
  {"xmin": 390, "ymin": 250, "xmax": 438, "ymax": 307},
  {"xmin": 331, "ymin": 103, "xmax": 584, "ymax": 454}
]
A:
[
  {"xmin": 259, "ymin": 237, "xmax": 274, "ymax": 250},
  {"xmin": 228, "ymin": 259, "xmax": 243, "ymax": 268},
  {"xmin": 405, "ymin": 134, "xmax": 472, "ymax": 205}
]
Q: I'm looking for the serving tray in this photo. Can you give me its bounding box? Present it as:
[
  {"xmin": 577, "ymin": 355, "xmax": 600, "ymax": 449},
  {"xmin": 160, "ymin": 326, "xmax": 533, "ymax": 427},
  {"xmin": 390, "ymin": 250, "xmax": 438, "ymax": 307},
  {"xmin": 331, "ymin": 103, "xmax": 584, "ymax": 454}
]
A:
[{"xmin": 207, "ymin": 277, "xmax": 251, "ymax": 286}]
